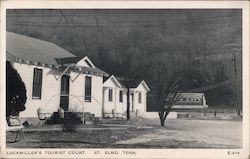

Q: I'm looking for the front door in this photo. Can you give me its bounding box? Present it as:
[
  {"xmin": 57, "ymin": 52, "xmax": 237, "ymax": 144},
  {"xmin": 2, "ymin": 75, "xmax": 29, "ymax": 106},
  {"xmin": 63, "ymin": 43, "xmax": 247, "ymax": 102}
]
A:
[{"xmin": 60, "ymin": 75, "xmax": 70, "ymax": 111}]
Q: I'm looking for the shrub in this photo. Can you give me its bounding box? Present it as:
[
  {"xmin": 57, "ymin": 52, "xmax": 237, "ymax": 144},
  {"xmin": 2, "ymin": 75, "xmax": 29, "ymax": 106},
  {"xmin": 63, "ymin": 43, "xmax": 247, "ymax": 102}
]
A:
[
  {"xmin": 62, "ymin": 112, "xmax": 82, "ymax": 132},
  {"xmin": 6, "ymin": 61, "xmax": 27, "ymax": 117}
]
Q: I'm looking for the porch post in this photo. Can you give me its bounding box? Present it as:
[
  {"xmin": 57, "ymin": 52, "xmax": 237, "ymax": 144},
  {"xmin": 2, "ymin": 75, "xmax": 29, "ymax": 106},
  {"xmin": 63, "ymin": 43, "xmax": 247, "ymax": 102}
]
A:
[{"xmin": 114, "ymin": 88, "xmax": 117, "ymax": 112}]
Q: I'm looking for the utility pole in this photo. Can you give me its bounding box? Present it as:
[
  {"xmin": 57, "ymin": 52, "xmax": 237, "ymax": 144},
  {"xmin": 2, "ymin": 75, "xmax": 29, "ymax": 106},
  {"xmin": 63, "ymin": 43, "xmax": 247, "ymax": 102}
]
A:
[{"xmin": 232, "ymin": 52, "xmax": 241, "ymax": 118}]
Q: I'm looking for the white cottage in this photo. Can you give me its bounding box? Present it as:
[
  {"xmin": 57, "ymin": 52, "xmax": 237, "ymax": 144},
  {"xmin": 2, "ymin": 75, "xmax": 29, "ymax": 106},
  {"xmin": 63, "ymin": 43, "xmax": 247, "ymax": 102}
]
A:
[
  {"xmin": 103, "ymin": 77, "xmax": 150, "ymax": 118},
  {"xmin": 102, "ymin": 75, "xmax": 127, "ymax": 118},
  {"xmin": 128, "ymin": 80, "xmax": 150, "ymax": 115},
  {"xmin": 7, "ymin": 32, "xmax": 108, "ymax": 121}
]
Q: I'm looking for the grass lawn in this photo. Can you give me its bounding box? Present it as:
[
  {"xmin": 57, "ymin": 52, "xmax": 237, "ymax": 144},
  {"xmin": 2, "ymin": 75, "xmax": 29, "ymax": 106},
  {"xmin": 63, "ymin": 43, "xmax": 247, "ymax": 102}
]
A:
[{"xmin": 6, "ymin": 119, "xmax": 242, "ymax": 148}]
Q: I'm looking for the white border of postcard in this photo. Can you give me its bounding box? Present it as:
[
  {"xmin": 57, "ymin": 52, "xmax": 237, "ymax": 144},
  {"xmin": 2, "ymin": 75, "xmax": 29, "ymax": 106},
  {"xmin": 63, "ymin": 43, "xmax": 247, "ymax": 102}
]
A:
[{"xmin": 0, "ymin": 1, "xmax": 249, "ymax": 159}]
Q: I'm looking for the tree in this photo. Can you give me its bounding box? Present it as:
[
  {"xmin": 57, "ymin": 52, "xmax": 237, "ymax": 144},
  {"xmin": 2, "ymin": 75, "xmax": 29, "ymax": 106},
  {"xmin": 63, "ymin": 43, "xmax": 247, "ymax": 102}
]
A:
[
  {"xmin": 155, "ymin": 69, "xmax": 182, "ymax": 126},
  {"xmin": 6, "ymin": 61, "xmax": 27, "ymax": 117},
  {"xmin": 147, "ymin": 54, "xmax": 183, "ymax": 126}
]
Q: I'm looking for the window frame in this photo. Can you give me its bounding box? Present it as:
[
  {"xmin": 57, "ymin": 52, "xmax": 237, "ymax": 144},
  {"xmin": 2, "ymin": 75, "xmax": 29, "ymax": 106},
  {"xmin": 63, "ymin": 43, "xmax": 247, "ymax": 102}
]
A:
[
  {"xmin": 108, "ymin": 89, "xmax": 113, "ymax": 102},
  {"xmin": 85, "ymin": 76, "xmax": 92, "ymax": 102},
  {"xmin": 138, "ymin": 92, "xmax": 142, "ymax": 103},
  {"xmin": 32, "ymin": 68, "xmax": 43, "ymax": 99},
  {"xmin": 60, "ymin": 75, "xmax": 70, "ymax": 95},
  {"xmin": 119, "ymin": 90, "xmax": 123, "ymax": 103}
]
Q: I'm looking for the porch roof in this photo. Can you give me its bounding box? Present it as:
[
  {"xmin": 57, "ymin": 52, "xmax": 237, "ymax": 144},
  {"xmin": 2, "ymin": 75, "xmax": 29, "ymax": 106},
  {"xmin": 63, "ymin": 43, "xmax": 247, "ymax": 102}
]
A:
[{"xmin": 70, "ymin": 64, "xmax": 109, "ymax": 76}]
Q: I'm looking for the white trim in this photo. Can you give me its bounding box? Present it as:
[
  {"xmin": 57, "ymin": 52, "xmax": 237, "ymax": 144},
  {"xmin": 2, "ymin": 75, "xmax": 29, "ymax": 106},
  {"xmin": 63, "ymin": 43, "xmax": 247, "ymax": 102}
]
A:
[
  {"xmin": 140, "ymin": 80, "xmax": 150, "ymax": 91},
  {"xmin": 103, "ymin": 75, "xmax": 122, "ymax": 88},
  {"xmin": 129, "ymin": 80, "xmax": 150, "ymax": 92},
  {"xmin": 77, "ymin": 56, "xmax": 96, "ymax": 69},
  {"xmin": 57, "ymin": 64, "xmax": 75, "ymax": 80}
]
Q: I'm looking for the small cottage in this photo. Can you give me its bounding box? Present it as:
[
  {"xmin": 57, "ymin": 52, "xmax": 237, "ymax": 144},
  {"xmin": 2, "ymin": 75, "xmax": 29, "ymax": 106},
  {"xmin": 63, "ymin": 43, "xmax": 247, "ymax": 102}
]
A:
[
  {"xmin": 102, "ymin": 75, "xmax": 127, "ymax": 118},
  {"xmin": 117, "ymin": 79, "xmax": 150, "ymax": 116},
  {"xmin": 102, "ymin": 76, "xmax": 151, "ymax": 118}
]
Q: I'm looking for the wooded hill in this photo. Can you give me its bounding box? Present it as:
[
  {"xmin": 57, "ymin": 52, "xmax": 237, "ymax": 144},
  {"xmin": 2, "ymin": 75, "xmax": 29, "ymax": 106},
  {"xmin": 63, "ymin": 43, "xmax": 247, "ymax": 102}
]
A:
[{"xmin": 6, "ymin": 9, "xmax": 242, "ymax": 110}]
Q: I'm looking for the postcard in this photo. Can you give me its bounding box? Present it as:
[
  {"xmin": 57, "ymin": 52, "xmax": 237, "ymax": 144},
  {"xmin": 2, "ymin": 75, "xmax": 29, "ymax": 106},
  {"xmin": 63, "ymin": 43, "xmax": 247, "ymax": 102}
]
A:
[{"xmin": 0, "ymin": 0, "xmax": 249, "ymax": 158}]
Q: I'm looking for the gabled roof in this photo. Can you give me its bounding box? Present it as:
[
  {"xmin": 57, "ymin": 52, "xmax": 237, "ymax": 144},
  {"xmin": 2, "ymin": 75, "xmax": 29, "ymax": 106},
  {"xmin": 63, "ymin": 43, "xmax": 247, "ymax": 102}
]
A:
[
  {"xmin": 77, "ymin": 56, "xmax": 96, "ymax": 68},
  {"xmin": 139, "ymin": 80, "xmax": 150, "ymax": 91},
  {"xmin": 7, "ymin": 31, "xmax": 75, "ymax": 65},
  {"xmin": 56, "ymin": 56, "xmax": 96, "ymax": 68},
  {"xmin": 116, "ymin": 77, "xmax": 150, "ymax": 91},
  {"xmin": 103, "ymin": 75, "xmax": 124, "ymax": 88},
  {"xmin": 117, "ymin": 78, "xmax": 141, "ymax": 88}
]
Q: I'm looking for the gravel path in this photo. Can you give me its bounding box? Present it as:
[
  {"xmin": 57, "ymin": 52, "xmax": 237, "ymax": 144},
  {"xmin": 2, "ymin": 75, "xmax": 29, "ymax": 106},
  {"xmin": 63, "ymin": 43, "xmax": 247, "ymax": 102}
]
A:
[{"xmin": 115, "ymin": 119, "xmax": 242, "ymax": 148}]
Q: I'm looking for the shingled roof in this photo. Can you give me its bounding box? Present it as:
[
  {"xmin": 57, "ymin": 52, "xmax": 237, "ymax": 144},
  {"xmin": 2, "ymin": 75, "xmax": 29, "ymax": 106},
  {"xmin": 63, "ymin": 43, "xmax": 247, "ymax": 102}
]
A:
[
  {"xmin": 6, "ymin": 31, "xmax": 109, "ymax": 76},
  {"xmin": 7, "ymin": 31, "xmax": 75, "ymax": 65},
  {"xmin": 116, "ymin": 77, "xmax": 150, "ymax": 91},
  {"xmin": 116, "ymin": 77, "xmax": 142, "ymax": 88}
]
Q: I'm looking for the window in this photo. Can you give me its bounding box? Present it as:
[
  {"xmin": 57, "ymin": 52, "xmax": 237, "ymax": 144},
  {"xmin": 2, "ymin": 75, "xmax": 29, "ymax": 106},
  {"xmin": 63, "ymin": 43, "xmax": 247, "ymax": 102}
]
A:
[
  {"xmin": 119, "ymin": 90, "xmax": 123, "ymax": 102},
  {"xmin": 85, "ymin": 76, "xmax": 92, "ymax": 102},
  {"xmin": 61, "ymin": 75, "xmax": 70, "ymax": 94},
  {"xmin": 108, "ymin": 89, "xmax": 113, "ymax": 102},
  {"xmin": 138, "ymin": 92, "xmax": 142, "ymax": 103},
  {"xmin": 32, "ymin": 68, "xmax": 43, "ymax": 99}
]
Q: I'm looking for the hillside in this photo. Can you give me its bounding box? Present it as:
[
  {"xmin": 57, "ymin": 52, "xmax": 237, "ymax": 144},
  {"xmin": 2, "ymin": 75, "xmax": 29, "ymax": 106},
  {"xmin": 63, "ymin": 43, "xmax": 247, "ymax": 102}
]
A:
[{"xmin": 6, "ymin": 9, "xmax": 242, "ymax": 109}]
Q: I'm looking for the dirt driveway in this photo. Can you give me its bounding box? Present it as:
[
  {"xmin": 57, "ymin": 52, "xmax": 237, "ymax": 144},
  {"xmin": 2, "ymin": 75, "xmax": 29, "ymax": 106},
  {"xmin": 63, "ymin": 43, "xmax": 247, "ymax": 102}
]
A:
[{"xmin": 115, "ymin": 119, "xmax": 242, "ymax": 148}]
